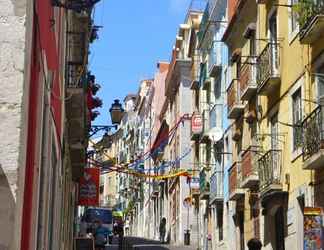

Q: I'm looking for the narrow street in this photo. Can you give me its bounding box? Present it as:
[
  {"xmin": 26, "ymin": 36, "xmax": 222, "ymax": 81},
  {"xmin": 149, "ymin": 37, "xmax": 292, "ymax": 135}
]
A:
[
  {"xmin": 104, "ymin": 237, "xmax": 197, "ymax": 250},
  {"xmin": 2, "ymin": 0, "xmax": 324, "ymax": 250}
]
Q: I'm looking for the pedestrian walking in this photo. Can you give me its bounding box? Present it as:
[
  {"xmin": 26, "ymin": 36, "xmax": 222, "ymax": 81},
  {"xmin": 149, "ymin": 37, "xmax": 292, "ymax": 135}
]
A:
[
  {"xmin": 159, "ymin": 217, "xmax": 166, "ymax": 243},
  {"xmin": 94, "ymin": 219, "xmax": 110, "ymax": 250}
]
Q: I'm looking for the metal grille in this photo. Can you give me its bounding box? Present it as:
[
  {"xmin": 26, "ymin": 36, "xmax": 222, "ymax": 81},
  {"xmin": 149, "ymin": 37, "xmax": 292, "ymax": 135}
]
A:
[
  {"xmin": 256, "ymin": 42, "xmax": 280, "ymax": 87},
  {"xmin": 258, "ymin": 149, "xmax": 282, "ymax": 190},
  {"xmin": 302, "ymin": 106, "xmax": 324, "ymax": 160}
]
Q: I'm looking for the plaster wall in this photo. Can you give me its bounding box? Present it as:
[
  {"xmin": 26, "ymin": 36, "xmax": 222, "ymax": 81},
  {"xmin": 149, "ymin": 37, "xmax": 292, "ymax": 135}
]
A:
[{"xmin": 0, "ymin": 0, "xmax": 30, "ymax": 249}]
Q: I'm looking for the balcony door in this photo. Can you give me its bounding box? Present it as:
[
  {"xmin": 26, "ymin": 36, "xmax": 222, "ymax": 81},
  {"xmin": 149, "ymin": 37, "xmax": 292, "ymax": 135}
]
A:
[
  {"xmin": 271, "ymin": 113, "xmax": 280, "ymax": 182},
  {"xmin": 269, "ymin": 10, "xmax": 279, "ymax": 75}
]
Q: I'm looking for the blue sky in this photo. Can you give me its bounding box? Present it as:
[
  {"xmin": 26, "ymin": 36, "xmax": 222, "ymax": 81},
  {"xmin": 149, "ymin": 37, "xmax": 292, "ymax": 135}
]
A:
[{"xmin": 90, "ymin": 0, "xmax": 194, "ymax": 127}]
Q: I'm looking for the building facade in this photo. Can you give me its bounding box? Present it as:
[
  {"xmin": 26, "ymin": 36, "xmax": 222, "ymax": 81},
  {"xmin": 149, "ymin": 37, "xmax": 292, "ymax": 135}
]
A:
[{"xmin": 0, "ymin": 0, "xmax": 100, "ymax": 250}]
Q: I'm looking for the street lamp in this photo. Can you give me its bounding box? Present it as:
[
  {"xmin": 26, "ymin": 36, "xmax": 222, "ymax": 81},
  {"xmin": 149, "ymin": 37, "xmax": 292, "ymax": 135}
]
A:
[
  {"xmin": 89, "ymin": 99, "xmax": 124, "ymax": 137},
  {"xmin": 110, "ymin": 99, "xmax": 124, "ymax": 124}
]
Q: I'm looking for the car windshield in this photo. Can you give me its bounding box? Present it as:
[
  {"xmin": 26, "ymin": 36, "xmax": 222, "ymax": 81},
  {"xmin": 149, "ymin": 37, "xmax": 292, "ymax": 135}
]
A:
[{"xmin": 84, "ymin": 208, "xmax": 112, "ymax": 224}]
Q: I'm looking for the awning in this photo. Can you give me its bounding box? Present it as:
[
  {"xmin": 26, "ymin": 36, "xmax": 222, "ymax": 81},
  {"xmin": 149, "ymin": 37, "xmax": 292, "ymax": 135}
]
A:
[{"xmin": 151, "ymin": 121, "xmax": 169, "ymax": 160}]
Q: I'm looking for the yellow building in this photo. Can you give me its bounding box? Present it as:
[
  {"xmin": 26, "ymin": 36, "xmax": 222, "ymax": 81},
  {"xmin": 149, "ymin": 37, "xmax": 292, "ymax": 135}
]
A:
[
  {"xmin": 222, "ymin": 0, "xmax": 259, "ymax": 249},
  {"xmin": 224, "ymin": 0, "xmax": 324, "ymax": 249}
]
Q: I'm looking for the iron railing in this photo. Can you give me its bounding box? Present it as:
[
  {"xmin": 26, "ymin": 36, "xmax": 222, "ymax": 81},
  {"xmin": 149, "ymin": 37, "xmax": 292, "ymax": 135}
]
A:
[
  {"xmin": 66, "ymin": 62, "xmax": 84, "ymax": 88},
  {"xmin": 258, "ymin": 149, "xmax": 282, "ymax": 191},
  {"xmin": 199, "ymin": 62, "xmax": 208, "ymax": 87},
  {"xmin": 203, "ymin": 109, "xmax": 210, "ymax": 135},
  {"xmin": 199, "ymin": 169, "xmax": 210, "ymax": 193},
  {"xmin": 256, "ymin": 42, "xmax": 280, "ymax": 87},
  {"xmin": 299, "ymin": 0, "xmax": 324, "ymax": 30},
  {"xmin": 197, "ymin": 2, "xmax": 210, "ymax": 44},
  {"xmin": 240, "ymin": 58, "xmax": 256, "ymax": 95},
  {"xmin": 302, "ymin": 106, "xmax": 324, "ymax": 161},
  {"xmin": 228, "ymin": 162, "xmax": 241, "ymax": 195},
  {"xmin": 241, "ymin": 150, "xmax": 258, "ymax": 182},
  {"xmin": 208, "ymin": 41, "xmax": 222, "ymax": 73},
  {"xmin": 227, "ymin": 79, "xmax": 241, "ymax": 113},
  {"xmin": 210, "ymin": 170, "xmax": 223, "ymax": 201},
  {"xmin": 191, "ymin": 53, "xmax": 201, "ymax": 83}
]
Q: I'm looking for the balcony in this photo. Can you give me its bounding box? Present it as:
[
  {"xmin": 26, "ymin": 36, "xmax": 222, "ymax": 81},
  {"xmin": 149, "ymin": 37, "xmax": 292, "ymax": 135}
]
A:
[
  {"xmin": 258, "ymin": 149, "xmax": 282, "ymax": 195},
  {"xmin": 208, "ymin": 42, "xmax": 222, "ymax": 77},
  {"xmin": 302, "ymin": 106, "xmax": 324, "ymax": 169},
  {"xmin": 210, "ymin": 170, "xmax": 223, "ymax": 203},
  {"xmin": 65, "ymin": 14, "xmax": 91, "ymax": 181},
  {"xmin": 152, "ymin": 181, "xmax": 160, "ymax": 197},
  {"xmin": 200, "ymin": 63, "xmax": 212, "ymax": 90},
  {"xmin": 190, "ymin": 54, "xmax": 200, "ymax": 90},
  {"xmin": 201, "ymin": 109, "xmax": 210, "ymax": 143},
  {"xmin": 299, "ymin": 1, "xmax": 324, "ymax": 44},
  {"xmin": 227, "ymin": 79, "xmax": 244, "ymax": 119},
  {"xmin": 197, "ymin": 2, "xmax": 209, "ymax": 45},
  {"xmin": 240, "ymin": 148, "xmax": 259, "ymax": 189},
  {"xmin": 240, "ymin": 60, "xmax": 257, "ymax": 101},
  {"xmin": 256, "ymin": 43, "xmax": 281, "ymax": 96},
  {"xmin": 228, "ymin": 162, "xmax": 245, "ymax": 201},
  {"xmin": 200, "ymin": 169, "xmax": 210, "ymax": 200}
]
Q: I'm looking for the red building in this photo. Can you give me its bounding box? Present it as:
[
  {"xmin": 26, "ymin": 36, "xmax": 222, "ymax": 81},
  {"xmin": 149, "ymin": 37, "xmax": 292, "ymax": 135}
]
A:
[{"xmin": 0, "ymin": 0, "xmax": 99, "ymax": 249}]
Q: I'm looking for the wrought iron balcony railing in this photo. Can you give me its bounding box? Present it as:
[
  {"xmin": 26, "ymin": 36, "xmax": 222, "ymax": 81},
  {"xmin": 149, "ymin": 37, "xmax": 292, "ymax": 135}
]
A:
[
  {"xmin": 240, "ymin": 58, "xmax": 257, "ymax": 100},
  {"xmin": 191, "ymin": 53, "xmax": 201, "ymax": 90},
  {"xmin": 197, "ymin": 2, "xmax": 209, "ymax": 44},
  {"xmin": 302, "ymin": 106, "xmax": 324, "ymax": 164},
  {"xmin": 240, "ymin": 148, "xmax": 259, "ymax": 188},
  {"xmin": 208, "ymin": 41, "xmax": 222, "ymax": 77},
  {"xmin": 210, "ymin": 170, "xmax": 223, "ymax": 202},
  {"xmin": 202, "ymin": 109, "xmax": 210, "ymax": 135},
  {"xmin": 228, "ymin": 161, "xmax": 244, "ymax": 200},
  {"xmin": 258, "ymin": 149, "xmax": 282, "ymax": 192},
  {"xmin": 299, "ymin": 0, "xmax": 324, "ymax": 43},
  {"xmin": 199, "ymin": 169, "xmax": 210, "ymax": 199},
  {"xmin": 227, "ymin": 79, "xmax": 244, "ymax": 119},
  {"xmin": 256, "ymin": 42, "xmax": 280, "ymax": 94}
]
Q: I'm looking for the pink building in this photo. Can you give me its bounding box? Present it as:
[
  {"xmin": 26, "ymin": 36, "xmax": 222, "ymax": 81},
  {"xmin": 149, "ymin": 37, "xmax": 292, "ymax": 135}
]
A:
[{"xmin": 151, "ymin": 62, "xmax": 169, "ymax": 146}]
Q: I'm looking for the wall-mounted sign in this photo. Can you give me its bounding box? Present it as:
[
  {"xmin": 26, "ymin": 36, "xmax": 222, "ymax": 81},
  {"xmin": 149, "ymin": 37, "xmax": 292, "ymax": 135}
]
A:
[
  {"xmin": 191, "ymin": 112, "xmax": 203, "ymax": 135},
  {"xmin": 79, "ymin": 168, "xmax": 100, "ymax": 206},
  {"xmin": 304, "ymin": 207, "xmax": 323, "ymax": 250}
]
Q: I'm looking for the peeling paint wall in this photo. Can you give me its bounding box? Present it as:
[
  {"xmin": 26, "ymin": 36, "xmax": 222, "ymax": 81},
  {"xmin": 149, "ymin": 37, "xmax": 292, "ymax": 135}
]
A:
[{"xmin": 0, "ymin": 0, "xmax": 28, "ymax": 249}]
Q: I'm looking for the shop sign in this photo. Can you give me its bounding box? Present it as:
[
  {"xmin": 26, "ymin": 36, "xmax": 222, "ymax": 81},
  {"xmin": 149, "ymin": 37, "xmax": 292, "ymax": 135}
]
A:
[
  {"xmin": 78, "ymin": 168, "xmax": 100, "ymax": 206},
  {"xmin": 191, "ymin": 113, "xmax": 203, "ymax": 135}
]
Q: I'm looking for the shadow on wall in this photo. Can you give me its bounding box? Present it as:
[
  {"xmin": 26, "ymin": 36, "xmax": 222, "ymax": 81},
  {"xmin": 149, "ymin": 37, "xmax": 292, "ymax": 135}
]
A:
[{"xmin": 0, "ymin": 165, "xmax": 15, "ymax": 250}]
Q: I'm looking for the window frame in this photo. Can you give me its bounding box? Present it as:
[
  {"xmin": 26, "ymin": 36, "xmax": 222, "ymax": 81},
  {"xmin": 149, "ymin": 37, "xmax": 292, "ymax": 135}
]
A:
[
  {"xmin": 288, "ymin": 0, "xmax": 300, "ymax": 43},
  {"xmin": 289, "ymin": 76, "xmax": 304, "ymax": 160}
]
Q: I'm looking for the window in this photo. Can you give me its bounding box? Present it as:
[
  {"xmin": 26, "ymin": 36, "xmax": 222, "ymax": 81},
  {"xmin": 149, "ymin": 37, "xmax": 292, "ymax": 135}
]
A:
[
  {"xmin": 290, "ymin": 0, "xmax": 299, "ymax": 34},
  {"xmin": 316, "ymin": 67, "xmax": 324, "ymax": 99},
  {"xmin": 292, "ymin": 88, "xmax": 302, "ymax": 151}
]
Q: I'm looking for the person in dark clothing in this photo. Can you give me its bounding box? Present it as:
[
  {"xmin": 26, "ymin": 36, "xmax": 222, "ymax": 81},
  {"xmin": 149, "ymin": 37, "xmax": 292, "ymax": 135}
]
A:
[
  {"xmin": 247, "ymin": 238, "xmax": 262, "ymax": 250},
  {"xmin": 159, "ymin": 217, "xmax": 166, "ymax": 243},
  {"xmin": 113, "ymin": 220, "xmax": 124, "ymax": 250}
]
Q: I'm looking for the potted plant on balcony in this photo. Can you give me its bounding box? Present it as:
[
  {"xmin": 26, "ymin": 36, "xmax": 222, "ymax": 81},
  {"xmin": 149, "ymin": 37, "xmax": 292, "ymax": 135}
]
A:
[{"xmin": 293, "ymin": 0, "xmax": 319, "ymax": 30}]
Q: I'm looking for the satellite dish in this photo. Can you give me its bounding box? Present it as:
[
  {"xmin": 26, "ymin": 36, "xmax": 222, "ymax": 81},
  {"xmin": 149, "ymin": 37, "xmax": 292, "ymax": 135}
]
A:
[{"xmin": 208, "ymin": 127, "xmax": 223, "ymax": 143}]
